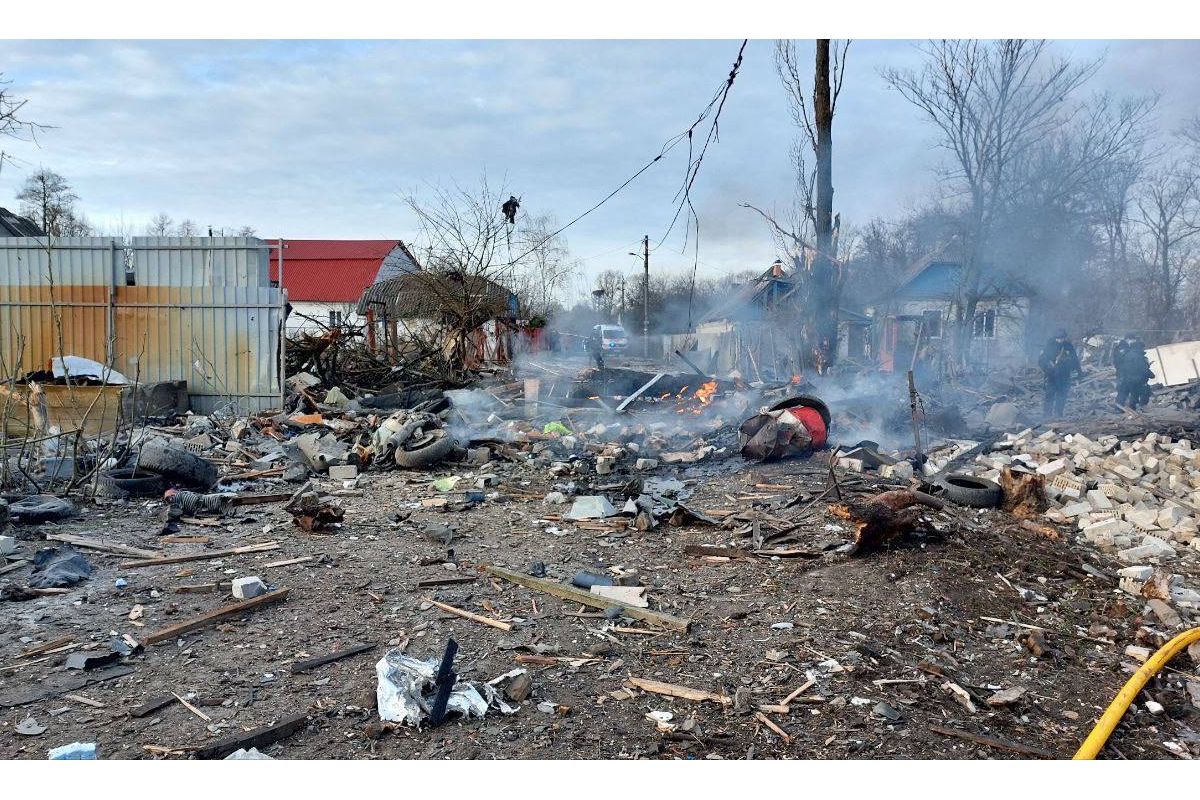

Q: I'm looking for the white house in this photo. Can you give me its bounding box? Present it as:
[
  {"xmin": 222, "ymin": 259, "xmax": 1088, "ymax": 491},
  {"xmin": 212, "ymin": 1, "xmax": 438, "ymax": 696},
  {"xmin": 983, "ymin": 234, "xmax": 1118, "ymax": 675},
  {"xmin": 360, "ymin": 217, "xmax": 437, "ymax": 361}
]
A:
[{"xmin": 266, "ymin": 239, "xmax": 421, "ymax": 335}]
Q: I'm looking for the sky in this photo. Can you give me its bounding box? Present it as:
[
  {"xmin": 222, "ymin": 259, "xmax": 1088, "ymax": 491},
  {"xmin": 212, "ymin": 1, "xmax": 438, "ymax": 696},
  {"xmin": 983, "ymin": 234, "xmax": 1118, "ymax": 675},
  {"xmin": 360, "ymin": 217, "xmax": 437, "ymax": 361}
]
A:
[{"xmin": 2, "ymin": 39, "xmax": 1199, "ymax": 299}]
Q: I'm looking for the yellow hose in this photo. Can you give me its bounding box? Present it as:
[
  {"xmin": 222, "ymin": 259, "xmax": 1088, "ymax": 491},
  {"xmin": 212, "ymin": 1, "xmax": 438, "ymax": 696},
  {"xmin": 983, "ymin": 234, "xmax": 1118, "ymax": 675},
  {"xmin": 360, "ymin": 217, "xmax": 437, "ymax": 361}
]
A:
[{"xmin": 1074, "ymin": 626, "xmax": 1200, "ymax": 759}]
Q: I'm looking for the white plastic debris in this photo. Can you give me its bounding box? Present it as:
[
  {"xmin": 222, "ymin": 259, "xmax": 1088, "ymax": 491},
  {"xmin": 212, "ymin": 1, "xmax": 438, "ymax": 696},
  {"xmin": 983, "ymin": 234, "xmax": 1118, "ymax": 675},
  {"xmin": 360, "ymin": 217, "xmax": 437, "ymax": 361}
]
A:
[
  {"xmin": 225, "ymin": 747, "xmax": 273, "ymax": 760},
  {"xmin": 375, "ymin": 649, "xmax": 515, "ymax": 727},
  {"xmin": 51, "ymin": 356, "xmax": 130, "ymax": 385},
  {"xmin": 565, "ymin": 495, "xmax": 616, "ymax": 520}
]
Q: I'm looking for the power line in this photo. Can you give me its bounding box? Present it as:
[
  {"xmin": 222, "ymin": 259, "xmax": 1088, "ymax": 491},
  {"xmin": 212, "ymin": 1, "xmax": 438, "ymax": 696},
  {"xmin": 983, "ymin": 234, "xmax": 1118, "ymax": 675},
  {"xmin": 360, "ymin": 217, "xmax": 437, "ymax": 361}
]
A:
[{"xmin": 505, "ymin": 40, "xmax": 750, "ymax": 268}]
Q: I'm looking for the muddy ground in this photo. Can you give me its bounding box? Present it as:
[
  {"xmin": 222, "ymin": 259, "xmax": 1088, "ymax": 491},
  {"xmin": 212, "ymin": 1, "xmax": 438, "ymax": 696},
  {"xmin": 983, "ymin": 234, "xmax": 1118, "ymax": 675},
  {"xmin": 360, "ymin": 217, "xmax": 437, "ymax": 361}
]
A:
[{"xmin": 2, "ymin": 447, "xmax": 1199, "ymax": 760}]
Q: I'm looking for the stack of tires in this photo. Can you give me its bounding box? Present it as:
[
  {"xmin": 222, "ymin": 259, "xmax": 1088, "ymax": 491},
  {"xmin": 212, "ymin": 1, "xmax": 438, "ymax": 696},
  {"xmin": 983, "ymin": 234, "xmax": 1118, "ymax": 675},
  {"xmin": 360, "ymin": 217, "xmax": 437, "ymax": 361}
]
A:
[{"xmin": 96, "ymin": 438, "xmax": 217, "ymax": 500}]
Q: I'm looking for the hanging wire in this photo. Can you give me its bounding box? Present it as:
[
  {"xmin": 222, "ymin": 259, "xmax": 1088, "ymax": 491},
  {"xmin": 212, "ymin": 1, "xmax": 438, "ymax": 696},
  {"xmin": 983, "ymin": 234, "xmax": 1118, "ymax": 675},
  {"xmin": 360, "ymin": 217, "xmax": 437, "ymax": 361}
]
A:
[{"xmin": 504, "ymin": 40, "xmax": 750, "ymax": 269}]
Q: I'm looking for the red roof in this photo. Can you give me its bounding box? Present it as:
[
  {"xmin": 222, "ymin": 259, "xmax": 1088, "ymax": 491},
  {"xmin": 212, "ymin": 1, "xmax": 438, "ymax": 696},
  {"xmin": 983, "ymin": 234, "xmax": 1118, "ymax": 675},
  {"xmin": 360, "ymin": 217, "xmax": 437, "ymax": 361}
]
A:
[{"xmin": 266, "ymin": 239, "xmax": 400, "ymax": 303}]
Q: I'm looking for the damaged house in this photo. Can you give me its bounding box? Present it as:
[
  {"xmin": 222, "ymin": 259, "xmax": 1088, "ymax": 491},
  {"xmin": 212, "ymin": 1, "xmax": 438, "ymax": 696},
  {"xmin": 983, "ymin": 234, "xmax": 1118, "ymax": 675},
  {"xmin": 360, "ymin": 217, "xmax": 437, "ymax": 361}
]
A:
[
  {"xmin": 865, "ymin": 257, "xmax": 1032, "ymax": 374},
  {"xmin": 677, "ymin": 260, "xmax": 872, "ymax": 378},
  {"xmin": 268, "ymin": 239, "xmax": 421, "ymax": 334},
  {"xmin": 357, "ymin": 270, "xmax": 519, "ymax": 369}
]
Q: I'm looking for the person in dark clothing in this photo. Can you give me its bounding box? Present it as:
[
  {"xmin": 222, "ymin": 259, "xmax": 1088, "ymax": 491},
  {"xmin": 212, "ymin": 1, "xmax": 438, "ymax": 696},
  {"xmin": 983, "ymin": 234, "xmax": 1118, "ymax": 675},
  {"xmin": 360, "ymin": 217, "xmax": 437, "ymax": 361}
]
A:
[
  {"xmin": 501, "ymin": 196, "xmax": 520, "ymax": 225},
  {"xmin": 1111, "ymin": 333, "xmax": 1132, "ymax": 371},
  {"xmin": 1038, "ymin": 329, "xmax": 1082, "ymax": 417},
  {"xmin": 587, "ymin": 331, "xmax": 605, "ymax": 369},
  {"xmin": 1115, "ymin": 334, "xmax": 1154, "ymax": 409}
]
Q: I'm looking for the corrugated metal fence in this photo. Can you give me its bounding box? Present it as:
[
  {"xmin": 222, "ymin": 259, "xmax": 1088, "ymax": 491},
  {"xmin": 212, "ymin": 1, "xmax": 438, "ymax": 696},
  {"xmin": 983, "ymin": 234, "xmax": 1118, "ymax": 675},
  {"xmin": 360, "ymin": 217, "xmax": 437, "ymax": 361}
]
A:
[{"xmin": 0, "ymin": 236, "xmax": 283, "ymax": 414}]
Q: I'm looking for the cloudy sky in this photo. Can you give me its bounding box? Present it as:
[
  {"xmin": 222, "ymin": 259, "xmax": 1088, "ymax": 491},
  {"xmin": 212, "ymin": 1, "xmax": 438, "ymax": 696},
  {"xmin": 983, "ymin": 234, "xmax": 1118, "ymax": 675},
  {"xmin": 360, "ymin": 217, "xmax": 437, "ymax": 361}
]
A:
[{"xmin": 2, "ymin": 39, "xmax": 1198, "ymax": 297}]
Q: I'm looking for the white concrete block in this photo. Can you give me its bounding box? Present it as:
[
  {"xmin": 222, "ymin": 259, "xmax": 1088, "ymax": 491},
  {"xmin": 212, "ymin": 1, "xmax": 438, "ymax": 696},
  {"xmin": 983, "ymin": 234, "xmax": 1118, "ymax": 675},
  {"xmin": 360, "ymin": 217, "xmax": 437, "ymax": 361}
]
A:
[
  {"xmin": 1087, "ymin": 490, "xmax": 1114, "ymax": 511},
  {"xmin": 1037, "ymin": 458, "xmax": 1070, "ymax": 477},
  {"xmin": 232, "ymin": 576, "xmax": 268, "ymax": 599}
]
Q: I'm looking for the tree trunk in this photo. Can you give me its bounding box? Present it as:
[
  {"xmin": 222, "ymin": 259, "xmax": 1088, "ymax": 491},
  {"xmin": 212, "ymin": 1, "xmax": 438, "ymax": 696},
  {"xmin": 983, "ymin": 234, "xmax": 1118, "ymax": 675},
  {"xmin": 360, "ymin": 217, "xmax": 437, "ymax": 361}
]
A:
[{"xmin": 809, "ymin": 39, "xmax": 838, "ymax": 373}]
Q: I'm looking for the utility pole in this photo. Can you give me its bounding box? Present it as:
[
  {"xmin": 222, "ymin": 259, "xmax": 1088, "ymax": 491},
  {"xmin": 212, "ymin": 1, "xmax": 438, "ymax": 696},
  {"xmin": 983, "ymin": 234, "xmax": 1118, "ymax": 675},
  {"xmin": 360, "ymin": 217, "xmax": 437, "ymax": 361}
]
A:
[
  {"xmin": 811, "ymin": 39, "xmax": 837, "ymax": 372},
  {"xmin": 642, "ymin": 234, "xmax": 649, "ymax": 358}
]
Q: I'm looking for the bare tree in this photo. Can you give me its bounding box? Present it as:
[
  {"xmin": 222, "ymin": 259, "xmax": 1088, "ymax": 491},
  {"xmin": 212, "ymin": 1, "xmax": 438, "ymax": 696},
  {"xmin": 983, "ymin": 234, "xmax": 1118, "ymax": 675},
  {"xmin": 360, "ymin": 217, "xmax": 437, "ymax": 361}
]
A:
[
  {"xmin": 768, "ymin": 39, "xmax": 850, "ymax": 372},
  {"xmin": 0, "ymin": 74, "xmax": 45, "ymax": 176},
  {"xmin": 591, "ymin": 270, "xmax": 627, "ymax": 322},
  {"xmin": 16, "ymin": 168, "xmax": 84, "ymax": 236},
  {"xmin": 400, "ymin": 178, "xmax": 550, "ymax": 375},
  {"xmin": 236, "ymin": 225, "xmax": 257, "ymax": 237},
  {"xmin": 882, "ymin": 41, "xmax": 1105, "ymax": 361},
  {"xmin": 512, "ymin": 214, "xmax": 577, "ymax": 317},
  {"xmin": 175, "ymin": 218, "xmax": 199, "ymax": 236},
  {"xmin": 146, "ymin": 212, "xmax": 174, "ymax": 236},
  {"xmin": 1134, "ymin": 163, "xmax": 1200, "ymax": 331}
]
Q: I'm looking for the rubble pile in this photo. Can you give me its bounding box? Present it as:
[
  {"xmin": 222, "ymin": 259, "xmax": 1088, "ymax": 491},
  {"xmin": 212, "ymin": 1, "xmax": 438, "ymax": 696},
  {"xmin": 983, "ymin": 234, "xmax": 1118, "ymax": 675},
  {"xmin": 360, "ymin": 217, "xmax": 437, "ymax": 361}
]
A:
[
  {"xmin": 968, "ymin": 428, "xmax": 1200, "ymax": 626},
  {"xmin": 5, "ymin": 351, "xmax": 1200, "ymax": 761}
]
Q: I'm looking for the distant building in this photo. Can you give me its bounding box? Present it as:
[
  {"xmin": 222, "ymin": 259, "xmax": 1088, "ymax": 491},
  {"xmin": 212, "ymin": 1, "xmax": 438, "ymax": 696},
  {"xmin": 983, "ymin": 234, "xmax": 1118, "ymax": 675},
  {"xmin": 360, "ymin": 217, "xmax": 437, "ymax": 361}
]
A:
[
  {"xmin": 357, "ymin": 270, "xmax": 519, "ymax": 368},
  {"xmin": 865, "ymin": 257, "xmax": 1032, "ymax": 372},
  {"xmin": 0, "ymin": 207, "xmax": 44, "ymax": 237},
  {"xmin": 266, "ymin": 239, "xmax": 420, "ymax": 334},
  {"xmin": 682, "ymin": 260, "xmax": 872, "ymax": 376}
]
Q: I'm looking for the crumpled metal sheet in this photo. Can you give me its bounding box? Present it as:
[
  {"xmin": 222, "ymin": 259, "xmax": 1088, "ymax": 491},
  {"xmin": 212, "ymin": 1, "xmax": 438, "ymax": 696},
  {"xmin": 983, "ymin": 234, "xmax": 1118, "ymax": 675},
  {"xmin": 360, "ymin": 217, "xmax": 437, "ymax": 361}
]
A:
[
  {"xmin": 738, "ymin": 408, "xmax": 815, "ymax": 461},
  {"xmin": 375, "ymin": 649, "xmax": 516, "ymax": 727}
]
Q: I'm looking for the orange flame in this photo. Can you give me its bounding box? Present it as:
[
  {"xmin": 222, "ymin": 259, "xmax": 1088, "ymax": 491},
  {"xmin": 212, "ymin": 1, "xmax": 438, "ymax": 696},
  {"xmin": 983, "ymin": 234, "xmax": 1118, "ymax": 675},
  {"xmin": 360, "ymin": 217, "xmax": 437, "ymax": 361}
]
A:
[
  {"xmin": 790, "ymin": 375, "xmax": 802, "ymax": 385},
  {"xmin": 677, "ymin": 380, "xmax": 718, "ymax": 414}
]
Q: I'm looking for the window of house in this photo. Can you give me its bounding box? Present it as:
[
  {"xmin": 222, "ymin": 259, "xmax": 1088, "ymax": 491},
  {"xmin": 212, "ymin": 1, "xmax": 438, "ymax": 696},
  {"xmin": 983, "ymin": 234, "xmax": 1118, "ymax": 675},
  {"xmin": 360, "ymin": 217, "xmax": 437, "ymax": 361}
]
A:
[
  {"xmin": 921, "ymin": 309, "xmax": 942, "ymax": 339},
  {"xmin": 973, "ymin": 309, "xmax": 996, "ymax": 339},
  {"xmin": 329, "ymin": 310, "xmax": 344, "ymax": 327}
]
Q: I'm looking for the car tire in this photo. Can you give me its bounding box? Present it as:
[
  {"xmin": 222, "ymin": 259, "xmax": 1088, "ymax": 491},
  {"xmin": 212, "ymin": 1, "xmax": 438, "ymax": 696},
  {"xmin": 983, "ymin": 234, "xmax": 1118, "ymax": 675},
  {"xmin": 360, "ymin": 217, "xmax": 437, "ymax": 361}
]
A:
[
  {"xmin": 137, "ymin": 439, "xmax": 218, "ymax": 489},
  {"xmin": 394, "ymin": 430, "xmax": 455, "ymax": 469},
  {"xmin": 934, "ymin": 474, "xmax": 1003, "ymax": 508},
  {"xmin": 97, "ymin": 467, "xmax": 164, "ymax": 499},
  {"xmin": 9, "ymin": 495, "xmax": 76, "ymax": 523}
]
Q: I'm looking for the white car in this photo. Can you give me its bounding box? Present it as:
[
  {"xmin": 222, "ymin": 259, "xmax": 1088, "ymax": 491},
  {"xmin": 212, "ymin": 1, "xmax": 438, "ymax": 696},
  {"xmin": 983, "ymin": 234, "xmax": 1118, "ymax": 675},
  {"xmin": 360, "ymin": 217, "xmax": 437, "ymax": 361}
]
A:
[{"xmin": 593, "ymin": 324, "xmax": 629, "ymax": 351}]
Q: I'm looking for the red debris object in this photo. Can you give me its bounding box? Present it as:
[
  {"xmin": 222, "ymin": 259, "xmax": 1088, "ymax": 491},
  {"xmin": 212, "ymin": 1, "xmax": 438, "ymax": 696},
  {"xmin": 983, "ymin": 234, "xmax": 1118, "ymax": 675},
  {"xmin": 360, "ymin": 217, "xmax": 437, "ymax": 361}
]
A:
[{"xmin": 738, "ymin": 395, "xmax": 830, "ymax": 461}]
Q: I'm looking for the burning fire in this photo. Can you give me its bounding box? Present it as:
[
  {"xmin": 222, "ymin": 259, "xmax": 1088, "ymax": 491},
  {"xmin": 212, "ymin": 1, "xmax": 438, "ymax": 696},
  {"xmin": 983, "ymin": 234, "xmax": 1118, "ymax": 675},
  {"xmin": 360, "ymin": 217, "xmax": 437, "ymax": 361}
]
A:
[{"xmin": 678, "ymin": 380, "xmax": 718, "ymax": 414}]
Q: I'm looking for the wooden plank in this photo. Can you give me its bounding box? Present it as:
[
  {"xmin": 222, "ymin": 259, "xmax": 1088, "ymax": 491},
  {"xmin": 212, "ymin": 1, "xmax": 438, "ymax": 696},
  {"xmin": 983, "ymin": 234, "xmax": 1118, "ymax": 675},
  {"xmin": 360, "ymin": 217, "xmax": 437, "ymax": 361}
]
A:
[
  {"xmin": 755, "ymin": 711, "xmax": 792, "ymax": 743},
  {"xmin": 262, "ymin": 556, "xmax": 315, "ymax": 569},
  {"xmin": 425, "ymin": 598, "xmax": 513, "ymax": 631},
  {"xmin": 143, "ymin": 588, "xmax": 290, "ymax": 645},
  {"xmin": 0, "ymin": 665, "xmax": 135, "ymax": 709},
  {"xmin": 160, "ymin": 535, "xmax": 211, "ymax": 544},
  {"xmin": 415, "ymin": 575, "xmax": 476, "ymax": 588},
  {"xmin": 191, "ymin": 712, "xmax": 310, "ymax": 760},
  {"xmin": 484, "ymin": 565, "xmax": 691, "ymax": 632},
  {"xmin": 0, "ymin": 559, "xmax": 30, "ymax": 576},
  {"xmin": 174, "ymin": 583, "xmax": 226, "ymax": 594},
  {"xmin": 751, "ymin": 548, "xmax": 822, "ymax": 559},
  {"xmin": 174, "ymin": 692, "xmax": 212, "ymax": 722},
  {"xmin": 63, "ymin": 693, "xmax": 105, "ymax": 708},
  {"xmin": 44, "ymin": 533, "xmax": 158, "ymax": 558},
  {"xmin": 683, "ymin": 544, "xmax": 754, "ymax": 559},
  {"xmin": 780, "ymin": 678, "xmax": 816, "ymax": 705},
  {"xmin": 19, "ymin": 636, "xmax": 73, "ymax": 658},
  {"xmin": 628, "ymin": 677, "xmax": 731, "ymax": 705},
  {"xmin": 130, "ymin": 694, "xmax": 177, "ymax": 718},
  {"xmin": 230, "ymin": 492, "xmax": 293, "ymax": 506},
  {"xmin": 291, "ymin": 643, "xmax": 375, "ymax": 674},
  {"xmin": 929, "ymin": 726, "xmax": 1056, "ymax": 759},
  {"xmin": 124, "ymin": 542, "xmax": 279, "ymax": 569}
]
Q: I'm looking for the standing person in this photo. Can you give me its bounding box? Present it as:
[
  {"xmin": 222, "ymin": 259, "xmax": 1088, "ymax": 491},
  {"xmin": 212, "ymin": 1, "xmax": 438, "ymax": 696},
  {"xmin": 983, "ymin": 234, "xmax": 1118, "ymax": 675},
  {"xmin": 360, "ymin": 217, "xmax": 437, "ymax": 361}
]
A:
[
  {"xmin": 1117, "ymin": 334, "xmax": 1154, "ymax": 409},
  {"xmin": 1038, "ymin": 329, "xmax": 1082, "ymax": 417},
  {"xmin": 1113, "ymin": 333, "xmax": 1136, "ymax": 408}
]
